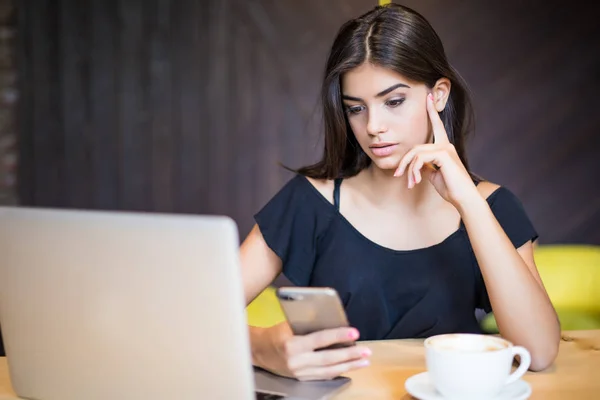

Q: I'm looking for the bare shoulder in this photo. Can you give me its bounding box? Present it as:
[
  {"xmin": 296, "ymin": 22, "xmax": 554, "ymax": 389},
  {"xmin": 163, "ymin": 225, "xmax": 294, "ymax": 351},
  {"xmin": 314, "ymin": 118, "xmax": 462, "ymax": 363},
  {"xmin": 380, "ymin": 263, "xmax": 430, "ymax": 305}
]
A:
[
  {"xmin": 476, "ymin": 180, "xmax": 501, "ymax": 200},
  {"xmin": 304, "ymin": 176, "xmax": 335, "ymax": 204}
]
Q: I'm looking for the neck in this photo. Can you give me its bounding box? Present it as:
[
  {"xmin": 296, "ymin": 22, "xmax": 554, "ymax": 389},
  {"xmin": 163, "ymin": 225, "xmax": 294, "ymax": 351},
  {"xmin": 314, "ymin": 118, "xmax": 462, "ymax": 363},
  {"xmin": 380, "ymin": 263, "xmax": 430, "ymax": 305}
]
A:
[{"xmin": 358, "ymin": 165, "xmax": 436, "ymax": 208}]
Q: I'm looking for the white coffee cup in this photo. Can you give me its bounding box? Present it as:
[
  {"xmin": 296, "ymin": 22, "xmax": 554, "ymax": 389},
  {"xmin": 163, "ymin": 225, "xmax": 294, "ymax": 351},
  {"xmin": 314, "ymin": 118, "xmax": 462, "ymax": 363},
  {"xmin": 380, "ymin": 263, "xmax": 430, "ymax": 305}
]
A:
[{"xmin": 423, "ymin": 333, "xmax": 531, "ymax": 400}]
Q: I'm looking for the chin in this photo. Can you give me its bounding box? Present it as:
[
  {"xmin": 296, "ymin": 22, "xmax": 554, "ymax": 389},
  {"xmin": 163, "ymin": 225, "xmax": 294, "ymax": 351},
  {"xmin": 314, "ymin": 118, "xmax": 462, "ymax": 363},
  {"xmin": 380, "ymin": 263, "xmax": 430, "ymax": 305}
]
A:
[{"xmin": 371, "ymin": 157, "xmax": 401, "ymax": 172}]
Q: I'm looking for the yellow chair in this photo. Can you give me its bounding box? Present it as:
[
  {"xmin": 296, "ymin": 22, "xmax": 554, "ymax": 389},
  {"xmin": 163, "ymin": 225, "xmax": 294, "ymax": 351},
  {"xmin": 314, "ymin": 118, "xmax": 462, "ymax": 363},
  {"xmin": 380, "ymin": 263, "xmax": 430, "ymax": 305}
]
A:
[
  {"xmin": 246, "ymin": 286, "xmax": 286, "ymax": 328},
  {"xmin": 481, "ymin": 244, "xmax": 600, "ymax": 332}
]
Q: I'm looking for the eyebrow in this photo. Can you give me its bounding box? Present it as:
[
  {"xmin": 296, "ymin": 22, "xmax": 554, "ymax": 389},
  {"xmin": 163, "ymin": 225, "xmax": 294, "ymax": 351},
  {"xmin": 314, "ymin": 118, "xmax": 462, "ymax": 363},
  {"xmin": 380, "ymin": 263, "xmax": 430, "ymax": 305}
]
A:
[{"xmin": 342, "ymin": 83, "xmax": 411, "ymax": 102}]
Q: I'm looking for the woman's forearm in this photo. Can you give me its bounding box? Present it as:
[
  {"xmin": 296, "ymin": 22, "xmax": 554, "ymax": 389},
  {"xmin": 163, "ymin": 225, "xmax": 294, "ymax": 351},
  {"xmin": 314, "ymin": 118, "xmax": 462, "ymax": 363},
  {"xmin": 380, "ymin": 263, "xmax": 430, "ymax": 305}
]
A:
[
  {"xmin": 249, "ymin": 325, "xmax": 270, "ymax": 368},
  {"xmin": 458, "ymin": 196, "xmax": 560, "ymax": 371}
]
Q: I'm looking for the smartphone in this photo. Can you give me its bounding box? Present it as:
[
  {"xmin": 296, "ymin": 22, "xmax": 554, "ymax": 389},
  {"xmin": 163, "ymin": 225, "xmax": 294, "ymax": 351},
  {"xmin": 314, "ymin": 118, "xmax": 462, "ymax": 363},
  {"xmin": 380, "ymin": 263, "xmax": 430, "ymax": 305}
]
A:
[{"xmin": 276, "ymin": 286, "xmax": 355, "ymax": 350}]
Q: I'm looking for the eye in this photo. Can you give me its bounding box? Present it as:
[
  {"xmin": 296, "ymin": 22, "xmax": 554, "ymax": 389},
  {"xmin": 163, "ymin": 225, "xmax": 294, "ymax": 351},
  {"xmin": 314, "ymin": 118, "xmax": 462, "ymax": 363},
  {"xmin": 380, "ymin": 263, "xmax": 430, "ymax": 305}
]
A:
[
  {"xmin": 345, "ymin": 105, "xmax": 365, "ymax": 115},
  {"xmin": 386, "ymin": 98, "xmax": 405, "ymax": 108}
]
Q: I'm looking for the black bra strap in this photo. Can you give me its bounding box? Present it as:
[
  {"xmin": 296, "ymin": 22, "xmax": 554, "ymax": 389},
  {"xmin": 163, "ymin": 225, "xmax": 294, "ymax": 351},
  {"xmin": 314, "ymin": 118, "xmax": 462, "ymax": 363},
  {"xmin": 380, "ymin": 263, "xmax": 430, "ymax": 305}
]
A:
[{"xmin": 333, "ymin": 178, "xmax": 342, "ymax": 211}]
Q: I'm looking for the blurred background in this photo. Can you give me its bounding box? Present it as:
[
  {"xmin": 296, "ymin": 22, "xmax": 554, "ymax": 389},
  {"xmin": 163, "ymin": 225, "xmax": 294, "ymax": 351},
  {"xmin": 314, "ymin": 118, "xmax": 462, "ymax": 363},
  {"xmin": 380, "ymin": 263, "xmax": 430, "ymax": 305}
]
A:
[{"xmin": 1, "ymin": 0, "xmax": 599, "ymax": 243}]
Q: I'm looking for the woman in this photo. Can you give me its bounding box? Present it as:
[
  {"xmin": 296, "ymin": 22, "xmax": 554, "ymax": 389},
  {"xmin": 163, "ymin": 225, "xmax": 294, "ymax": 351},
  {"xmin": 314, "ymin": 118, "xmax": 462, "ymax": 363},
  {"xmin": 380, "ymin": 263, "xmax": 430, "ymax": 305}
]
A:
[{"xmin": 241, "ymin": 3, "xmax": 560, "ymax": 381}]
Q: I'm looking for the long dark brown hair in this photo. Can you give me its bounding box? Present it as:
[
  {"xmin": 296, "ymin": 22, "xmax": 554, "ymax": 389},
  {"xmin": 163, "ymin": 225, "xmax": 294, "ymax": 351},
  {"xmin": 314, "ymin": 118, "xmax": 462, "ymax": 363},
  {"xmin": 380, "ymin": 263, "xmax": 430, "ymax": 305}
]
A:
[{"xmin": 296, "ymin": 3, "xmax": 477, "ymax": 180}]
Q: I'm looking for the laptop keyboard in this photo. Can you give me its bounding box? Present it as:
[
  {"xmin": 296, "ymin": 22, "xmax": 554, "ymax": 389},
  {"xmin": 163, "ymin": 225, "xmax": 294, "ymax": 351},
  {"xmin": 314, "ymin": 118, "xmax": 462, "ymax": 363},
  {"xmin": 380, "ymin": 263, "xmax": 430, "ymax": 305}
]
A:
[{"xmin": 255, "ymin": 391, "xmax": 286, "ymax": 400}]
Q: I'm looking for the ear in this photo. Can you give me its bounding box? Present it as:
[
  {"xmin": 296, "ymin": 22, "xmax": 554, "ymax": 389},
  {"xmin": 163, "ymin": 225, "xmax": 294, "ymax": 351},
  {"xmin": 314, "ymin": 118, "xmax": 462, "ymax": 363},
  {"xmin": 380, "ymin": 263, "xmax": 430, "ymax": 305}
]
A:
[{"xmin": 432, "ymin": 78, "xmax": 451, "ymax": 112}]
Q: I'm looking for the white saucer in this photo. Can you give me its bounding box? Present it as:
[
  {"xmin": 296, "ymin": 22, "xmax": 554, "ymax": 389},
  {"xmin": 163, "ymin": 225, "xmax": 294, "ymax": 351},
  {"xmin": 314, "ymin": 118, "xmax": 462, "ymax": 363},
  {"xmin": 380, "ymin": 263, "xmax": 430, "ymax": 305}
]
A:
[{"xmin": 405, "ymin": 372, "xmax": 532, "ymax": 400}]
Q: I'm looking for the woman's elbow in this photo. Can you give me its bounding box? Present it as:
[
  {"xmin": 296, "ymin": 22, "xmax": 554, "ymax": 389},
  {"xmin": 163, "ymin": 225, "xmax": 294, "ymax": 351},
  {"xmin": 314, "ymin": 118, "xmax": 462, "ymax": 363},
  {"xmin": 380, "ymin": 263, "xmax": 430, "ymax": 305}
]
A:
[{"xmin": 528, "ymin": 336, "xmax": 560, "ymax": 372}]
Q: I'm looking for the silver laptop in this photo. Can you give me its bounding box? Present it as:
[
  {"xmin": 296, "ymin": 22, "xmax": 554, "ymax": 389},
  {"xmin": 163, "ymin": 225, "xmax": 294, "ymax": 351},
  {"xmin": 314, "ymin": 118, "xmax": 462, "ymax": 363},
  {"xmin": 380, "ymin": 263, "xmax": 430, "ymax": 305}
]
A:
[{"xmin": 0, "ymin": 207, "xmax": 350, "ymax": 400}]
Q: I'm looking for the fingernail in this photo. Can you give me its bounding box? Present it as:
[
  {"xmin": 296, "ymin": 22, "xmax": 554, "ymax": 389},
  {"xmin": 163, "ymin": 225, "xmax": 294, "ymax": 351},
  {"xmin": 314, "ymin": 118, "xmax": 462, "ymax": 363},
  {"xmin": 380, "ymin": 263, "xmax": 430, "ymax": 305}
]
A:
[
  {"xmin": 361, "ymin": 348, "xmax": 372, "ymax": 357},
  {"xmin": 348, "ymin": 329, "xmax": 359, "ymax": 340},
  {"xmin": 358, "ymin": 359, "xmax": 370, "ymax": 367}
]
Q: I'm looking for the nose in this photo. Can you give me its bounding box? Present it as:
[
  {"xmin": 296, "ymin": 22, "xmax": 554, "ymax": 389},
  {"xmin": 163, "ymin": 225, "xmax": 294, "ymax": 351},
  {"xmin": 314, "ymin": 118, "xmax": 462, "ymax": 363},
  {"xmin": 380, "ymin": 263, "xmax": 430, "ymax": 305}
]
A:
[{"xmin": 366, "ymin": 108, "xmax": 387, "ymax": 136}]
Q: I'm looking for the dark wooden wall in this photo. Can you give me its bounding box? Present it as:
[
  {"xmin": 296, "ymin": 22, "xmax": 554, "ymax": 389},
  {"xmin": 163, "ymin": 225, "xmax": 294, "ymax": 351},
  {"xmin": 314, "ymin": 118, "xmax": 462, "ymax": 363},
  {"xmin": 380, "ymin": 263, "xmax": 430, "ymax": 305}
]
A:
[{"xmin": 16, "ymin": 0, "xmax": 600, "ymax": 244}]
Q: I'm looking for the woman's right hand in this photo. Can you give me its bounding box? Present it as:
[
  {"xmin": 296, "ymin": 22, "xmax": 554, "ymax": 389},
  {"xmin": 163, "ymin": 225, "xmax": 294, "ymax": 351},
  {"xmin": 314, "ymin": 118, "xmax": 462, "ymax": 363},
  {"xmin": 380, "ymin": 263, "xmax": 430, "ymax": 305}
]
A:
[{"xmin": 252, "ymin": 322, "xmax": 372, "ymax": 381}]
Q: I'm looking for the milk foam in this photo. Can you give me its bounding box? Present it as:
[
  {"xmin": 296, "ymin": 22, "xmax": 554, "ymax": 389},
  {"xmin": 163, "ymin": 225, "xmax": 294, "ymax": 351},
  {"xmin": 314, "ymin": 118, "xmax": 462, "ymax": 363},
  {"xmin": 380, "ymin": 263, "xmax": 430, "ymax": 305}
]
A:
[{"xmin": 428, "ymin": 334, "xmax": 509, "ymax": 352}]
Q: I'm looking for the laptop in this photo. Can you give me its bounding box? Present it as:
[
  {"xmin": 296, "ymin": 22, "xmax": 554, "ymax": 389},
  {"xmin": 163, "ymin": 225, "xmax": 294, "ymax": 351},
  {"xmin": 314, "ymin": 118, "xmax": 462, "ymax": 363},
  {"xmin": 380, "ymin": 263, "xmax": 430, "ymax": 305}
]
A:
[{"xmin": 0, "ymin": 207, "xmax": 350, "ymax": 400}]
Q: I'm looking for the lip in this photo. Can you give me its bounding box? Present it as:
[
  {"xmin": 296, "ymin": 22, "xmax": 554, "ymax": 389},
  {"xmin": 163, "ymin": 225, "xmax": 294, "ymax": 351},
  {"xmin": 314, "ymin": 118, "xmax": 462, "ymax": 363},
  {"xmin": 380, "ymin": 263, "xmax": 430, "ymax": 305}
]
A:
[
  {"xmin": 369, "ymin": 143, "xmax": 398, "ymax": 157},
  {"xmin": 369, "ymin": 142, "xmax": 397, "ymax": 148}
]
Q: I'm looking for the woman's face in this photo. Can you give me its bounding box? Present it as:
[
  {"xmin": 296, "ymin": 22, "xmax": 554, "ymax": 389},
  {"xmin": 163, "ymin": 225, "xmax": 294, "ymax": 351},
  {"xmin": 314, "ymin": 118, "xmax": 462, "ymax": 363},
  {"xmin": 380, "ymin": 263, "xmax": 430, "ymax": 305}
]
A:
[{"xmin": 341, "ymin": 63, "xmax": 448, "ymax": 172}]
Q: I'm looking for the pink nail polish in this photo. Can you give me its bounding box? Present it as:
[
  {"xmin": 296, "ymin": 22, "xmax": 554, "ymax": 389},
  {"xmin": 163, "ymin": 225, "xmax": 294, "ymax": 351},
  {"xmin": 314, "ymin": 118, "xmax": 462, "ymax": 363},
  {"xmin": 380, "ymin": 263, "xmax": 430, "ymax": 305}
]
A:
[
  {"xmin": 348, "ymin": 329, "xmax": 359, "ymax": 340},
  {"xmin": 361, "ymin": 348, "xmax": 372, "ymax": 357}
]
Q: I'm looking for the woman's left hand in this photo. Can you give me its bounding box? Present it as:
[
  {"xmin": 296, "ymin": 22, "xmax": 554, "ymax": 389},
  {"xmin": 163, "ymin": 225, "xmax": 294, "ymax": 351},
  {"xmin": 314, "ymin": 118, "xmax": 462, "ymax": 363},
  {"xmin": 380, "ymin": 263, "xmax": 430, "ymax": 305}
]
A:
[{"xmin": 394, "ymin": 93, "xmax": 479, "ymax": 209}]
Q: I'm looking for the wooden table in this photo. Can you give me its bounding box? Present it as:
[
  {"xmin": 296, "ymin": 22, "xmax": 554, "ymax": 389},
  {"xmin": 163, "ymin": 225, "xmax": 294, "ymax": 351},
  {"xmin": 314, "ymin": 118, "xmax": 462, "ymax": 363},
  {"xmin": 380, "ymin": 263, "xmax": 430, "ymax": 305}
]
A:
[{"xmin": 0, "ymin": 330, "xmax": 598, "ymax": 399}]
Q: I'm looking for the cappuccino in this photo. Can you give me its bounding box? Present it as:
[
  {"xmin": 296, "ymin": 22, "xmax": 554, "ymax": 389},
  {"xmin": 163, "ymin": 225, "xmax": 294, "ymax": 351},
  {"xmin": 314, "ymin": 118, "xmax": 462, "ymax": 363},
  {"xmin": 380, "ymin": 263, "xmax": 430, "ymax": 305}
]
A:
[{"xmin": 423, "ymin": 333, "xmax": 531, "ymax": 400}]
